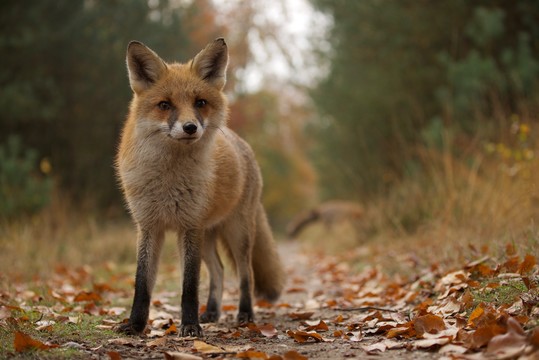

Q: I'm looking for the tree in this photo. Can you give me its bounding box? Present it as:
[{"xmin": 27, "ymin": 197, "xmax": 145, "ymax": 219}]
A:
[{"xmin": 309, "ymin": 0, "xmax": 539, "ymax": 199}]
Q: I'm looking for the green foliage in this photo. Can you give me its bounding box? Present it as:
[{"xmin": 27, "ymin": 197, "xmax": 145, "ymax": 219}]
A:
[
  {"xmin": 309, "ymin": 0, "xmax": 539, "ymax": 199},
  {"xmin": 0, "ymin": 0, "xmax": 207, "ymax": 208},
  {"xmin": 0, "ymin": 136, "xmax": 52, "ymax": 219}
]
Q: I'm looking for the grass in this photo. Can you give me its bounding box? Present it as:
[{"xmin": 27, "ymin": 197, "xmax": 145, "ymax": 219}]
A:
[{"xmin": 472, "ymin": 279, "xmax": 528, "ymax": 305}]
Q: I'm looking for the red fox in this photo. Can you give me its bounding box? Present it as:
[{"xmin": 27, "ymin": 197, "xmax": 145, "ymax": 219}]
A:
[{"xmin": 115, "ymin": 38, "xmax": 285, "ymax": 337}]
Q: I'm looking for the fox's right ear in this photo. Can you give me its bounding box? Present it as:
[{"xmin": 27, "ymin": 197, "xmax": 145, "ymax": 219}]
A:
[{"xmin": 126, "ymin": 41, "xmax": 167, "ymax": 94}]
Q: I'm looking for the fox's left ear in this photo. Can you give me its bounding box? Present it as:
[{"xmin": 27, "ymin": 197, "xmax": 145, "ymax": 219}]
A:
[
  {"xmin": 191, "ymin": 38, "xmax": 228, "ymax": 89},
  {"xmin": 126, "ymin": 41, "xmax": 167, "ymax": 94}
]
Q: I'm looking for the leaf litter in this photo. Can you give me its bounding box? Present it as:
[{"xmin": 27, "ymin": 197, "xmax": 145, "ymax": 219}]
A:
[{"xmin": 0, "ymin": 242, "xmax": 538, "ymax": 359}]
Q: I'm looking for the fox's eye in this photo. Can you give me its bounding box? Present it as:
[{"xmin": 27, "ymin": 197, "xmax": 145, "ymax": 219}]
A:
[
  {"xmin": 158, "ymin": 101, "xmax": 171, "ymax": 111},
  {"xmin": 195, "ymin": 99, "xmax": 207, "ymax": 108}
]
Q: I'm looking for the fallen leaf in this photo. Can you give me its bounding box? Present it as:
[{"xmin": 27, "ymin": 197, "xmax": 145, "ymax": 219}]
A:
[
  {"xmin": 518, "ymin": 254, "xmax": 536, "ymax": 275},
  {"xmin": 164, "ymin": 322, "xmax": 177, "ymax": 335},
  {"xmin": 108, "ymin": 338, "xmax": 137, "ymax": 346},
  {"xmin": 236, "ymin": 350, "xmax": 268, "ymax": 359},
  {"xmin": 467, "ymin": 304, "xmax": 485, "ymax": 327},
  {"xmin": 193, "ymin": 340, "xmax": 223, "ymax": 353},
  {"xmin": 73, "ymin": 291, "xmax": 102, "ymax": 302},
  {"xmin": 163, "ymin": 352, "xmax": 203, "ymax": 360},
  {"xmin": 282, "ymin": 350, "xmax": 308, "ymax": 360},
  {"xmin": 413, "ymin": 337, "xmax": 451, "ymax": 349},
  {"xmin": 414, "ymin": 314, "xmax": 446, "ymax": 337},
  {"xmin": 486, "ymin": 317, "xmax": 527, "ymax": 358},
  {"xmin": 438, "ymin": 344, "xmax": 468, "ymax": 355},
  {"xmin": 258, "ymin": 324, "xmax": 278, "ymax": 338},
  {"xmin": 108, "ymin": 351, "xmax": 121, "ymax": 360},
  {"xmin": 14, "ymin": 331, "xmax": 58, "ymax": 352},
  {"xmin": 361, "ymin": 342, "xmax": 387, "ymax": 354},
  {"xmin": 302, "ymin": 320, "xmax": 329, "ymax": 332},
  {"xmin": 147, "ymin": 337, "xmax": 167, "ymax": 348},
  {"xmin": 288, "ymin": 311, "xmax": 314, "ymax": 320},
  {"xmin": 287, "ymin": 330, "xmax": 324, "ymax": 343}
]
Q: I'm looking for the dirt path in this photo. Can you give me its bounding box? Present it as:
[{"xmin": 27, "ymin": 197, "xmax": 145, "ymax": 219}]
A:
[
  {"xmin": 2, "ymin": 239, "xmax": 537, "ymax": 359},
  {"xmin": 100, "ymin": 242, "xmax": 439, "ymax": 359}
]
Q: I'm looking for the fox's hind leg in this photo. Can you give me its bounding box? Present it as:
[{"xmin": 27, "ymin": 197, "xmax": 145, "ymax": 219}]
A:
[
  {"xmin": 200, "ymin": 229, "xmax": 224, "ymax": 323},
  {"xmin": 222, "ymin": 218, "xmax": 255, "ymax": 323}
]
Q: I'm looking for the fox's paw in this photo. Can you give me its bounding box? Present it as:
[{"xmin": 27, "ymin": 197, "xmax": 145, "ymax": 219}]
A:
[
  {"xmin": 115, "ymin": 321, "xmax": 146, "ymax": 336},
  {"xmin": 200, "ymin": 310, "xmax": 220, "ymax": 323},
  {"xmin": 180, "ymin": 323, "xmax": 203, "ymax": 338},
  {"xmin": 237, "ymin": 311, "xmax": 254, "ymax": 324}
]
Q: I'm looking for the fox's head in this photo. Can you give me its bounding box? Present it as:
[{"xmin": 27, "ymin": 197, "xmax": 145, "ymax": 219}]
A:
[{"xmin": 126, "ymin": 38, "xmax": 228, "ymax": 146}]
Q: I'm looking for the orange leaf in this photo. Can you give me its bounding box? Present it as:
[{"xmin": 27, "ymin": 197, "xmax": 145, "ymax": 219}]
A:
[
  {"xmin": 165, "ymin": 322, "xmax": 177, "ymax": 335},
  {"xmin": 303, "ymin": 320, "xmax": 329, "ymax": 332},
  {"xmin": 73, "ymin": 291, "xmax": 102, "ymax": 302},
  {"xmin": 518, "ymin": 254, "xmax": 536, "ymax": 274},
  {"xmin": 503, "ymin": 256, "xmax": 520, "ymax": 273},
  {"xmin": 258, "ymin": 323, "xmax": 278, "ymax": 338},
  {"xmin": 222, "ymin": 304, "xmax": 237, "ymax": 312},
  {"xmin": 283, "ymin": 350, "xmax": 308, "ymax": 360},
  {"xmin": 486, "ymin": 317, "xmax": 526, "ymax": 357},
  {"xmin": 236, "ymin": 350, "xmax": 268, "ymax": 359},
  {"xmin": 288, "ymin": 312, "xmax": 314, "ymax": 320},
  {"xmin": 413, "ymin": 314, "xmax": 445, "ymax": 337},
  {"xmin": 287, "ymin": 330, "xmax": 323, "ymax": 343},
  {"xmin": 108, "ymin": 351, "xmax": 122, "ymax": 360},
  {"xmin": 467, "ymin": 304, "xmax": 485, "ymax": 327},
  {"xmin": 14, "ymin": 331, "xmax": 58, "ymax": 352}
]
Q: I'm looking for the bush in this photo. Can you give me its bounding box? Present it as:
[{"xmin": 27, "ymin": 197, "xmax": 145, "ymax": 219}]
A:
[{"xmin": 0, "ymin": 136, "xmax": 52, "ymax": 219}]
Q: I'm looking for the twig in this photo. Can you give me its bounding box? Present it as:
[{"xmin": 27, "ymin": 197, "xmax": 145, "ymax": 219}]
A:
[{"xmin": 334, "ymin": 306, "xmax": 401, "ymax": 313}]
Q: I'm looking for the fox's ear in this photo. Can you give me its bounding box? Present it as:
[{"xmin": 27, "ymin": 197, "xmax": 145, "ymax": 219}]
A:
[
  {"xmin": 191, "ymin": 38, "xmax": 228, "ymax": 89},
  {"xmin": 126, "ymin": 41, "xmax": 167, "ymax": 93}
]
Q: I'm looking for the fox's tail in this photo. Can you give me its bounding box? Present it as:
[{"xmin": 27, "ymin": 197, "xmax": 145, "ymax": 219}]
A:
[{"xmin": 252, "ymin": 204, "xmax": 285, "ymax": 302}]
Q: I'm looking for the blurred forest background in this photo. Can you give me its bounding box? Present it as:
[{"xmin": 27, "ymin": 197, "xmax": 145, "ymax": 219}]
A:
[{"xmin": 1, "ymin": 0, "xmax": 538, "ymax": 273}]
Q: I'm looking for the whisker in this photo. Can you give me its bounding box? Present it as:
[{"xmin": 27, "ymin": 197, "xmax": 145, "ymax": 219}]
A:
[{"xmin": 205, "ymin": 125, "xmax": 226, "ymax": 136}]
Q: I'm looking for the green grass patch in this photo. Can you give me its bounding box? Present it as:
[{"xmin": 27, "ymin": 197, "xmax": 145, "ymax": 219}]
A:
[{"xmin": 471, "ymin": 279, "xmax": 528, "ymax": 306}]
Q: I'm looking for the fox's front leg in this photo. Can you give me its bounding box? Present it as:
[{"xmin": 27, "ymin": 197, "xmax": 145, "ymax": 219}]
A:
[
  {"xmin": 179, "ymin": 229, "xmax": 203, "ymax": 337},
  {"xmin": 117, "ymin": 227, "xmax": 164, "ymax": 335}
]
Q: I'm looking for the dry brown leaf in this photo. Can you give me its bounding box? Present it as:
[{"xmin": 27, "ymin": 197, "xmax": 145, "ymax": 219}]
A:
[
  {"xmin": 73, "ymin": 291, "xmax": 102, "ymax": 302},
  {"xmin": 14, "ymin": 331, "xmax": 59, "ymax": 352},
  {"xmin": 503, "ymin": 256, "xmax": 520, "ymax": 273},
  {"xmin": 193, "ymin": 340, "xmax": 223, "ymax": 353},
  {"xmin": 236, "ymin": 350, "xmax": 268, "ymax": 359},
  {"xmin": 486, "ymin": 317, "xmax": 527, "ymax": 358},
  {"xmin": 282, "ymin": 350, "xmax": 308, "ymax": 360},
  {"xmin": 361, "ymin": 342, "xmax": 387, "ymax": 354},
  {"xmin": 288, "ymin": 311, "xmax": 314, "ymax": 320},
  {"xmin": 287, "ymin": 330, "xmax": 324, "ymax": 343},
  {"xmin": 303, "ymin": 320, "xmax": 329, "ymax": 332},
  {"xmin": 107, "ymin": 351, "xmax": 122, "ymax": 360},
  {"xmin": 222, "ymin": 304, "xmax": 238, "ymax": 311},
  {"xmin": 414, "ymin": 314, "xmax": 446, "ymax": 337},
  {"xmin": 258, "ymin": 323, "xmax": 278, "ymax": 338},
  {"xmin": 386, "ymin": 324, "xmax": 415, "ymax": 339},
  {"xmin": 467, "ymin": 304, "xmax": 485, "ymax": 327},
  {"xmin": 413, "ymin": 337, "xmax": 451, "ymax": 349},
  {"xmin": 438, "ymin": 344, "xmax": 468, "ymax": 355},
  {"xmin": 147, "ymin": 337, "xmax": 167, "ymax": 348},
  {"xmin": 469, "ymin": 324, "xmax": 506, "ymax": 349},
  {"xmin": 164, "ymin": 322, "xmax": 178, "ymax": 335},
  {"xmin": 108, "ymin": 337, "xmax": 137, "ymax": 346},
  {"xmin": 518, "ymin": 254, "xmax": 537, "ymax": 275},
  {"xmin": 163, "ymin": 352, "xmax": 203, "ymax": 360},
  {"xmin": 529, "ymin": 327, "xmax": 539, "ymax": 347}
]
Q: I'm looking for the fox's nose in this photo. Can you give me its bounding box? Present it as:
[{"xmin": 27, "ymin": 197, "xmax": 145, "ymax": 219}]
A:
[{"xmin": 183, "ymin": 122, "xmax": 198, "ymax": 135}]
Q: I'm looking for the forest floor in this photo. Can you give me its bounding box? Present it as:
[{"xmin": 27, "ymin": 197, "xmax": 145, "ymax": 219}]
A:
[{"xmin": 1, "ymin": 226, "xmax": 539, "ymax": 359}]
